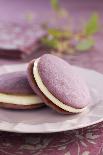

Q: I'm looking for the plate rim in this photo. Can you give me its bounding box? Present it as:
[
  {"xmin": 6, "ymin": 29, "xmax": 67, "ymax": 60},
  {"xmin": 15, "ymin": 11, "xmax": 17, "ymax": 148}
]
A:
[
  {"xmin": 0, "ymin": 116, "xmax": 103, "ymax": 133},
  {"xmin": 0, "ymin": 64, "xmax": 103, "ymax": 133}
]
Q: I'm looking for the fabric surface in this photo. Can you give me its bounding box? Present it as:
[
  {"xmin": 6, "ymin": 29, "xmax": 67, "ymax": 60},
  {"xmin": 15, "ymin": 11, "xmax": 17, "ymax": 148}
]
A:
[{"xmin": 0, "ymin": 122, "xmax": 102, "ymax": 155}]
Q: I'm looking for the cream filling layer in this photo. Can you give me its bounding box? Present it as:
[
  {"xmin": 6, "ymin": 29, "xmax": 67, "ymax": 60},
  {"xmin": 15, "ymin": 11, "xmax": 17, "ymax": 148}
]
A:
[
  {"xmin": 33, "ymin": 59, "xmax": 86, "ymax": 113},
  {"xmin": 0, "ymin": 93, "xmax": 42, "ymax": 105}
]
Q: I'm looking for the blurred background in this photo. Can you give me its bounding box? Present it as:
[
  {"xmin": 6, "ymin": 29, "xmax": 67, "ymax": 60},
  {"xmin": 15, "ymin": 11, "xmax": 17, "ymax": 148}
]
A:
[
  {"xmin": 0, "ymin": 0, "xmax": 103, "ymax": 73},
  {"xmin": 0, "ymin": 0, "xmax": 102, "ymax": 24}
]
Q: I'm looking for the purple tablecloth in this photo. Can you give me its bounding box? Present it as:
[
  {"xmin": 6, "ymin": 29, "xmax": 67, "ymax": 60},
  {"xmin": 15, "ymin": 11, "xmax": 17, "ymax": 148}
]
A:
[{"xmin": 0, "ymin": 122, "xmax": 102, "ymax": 155}]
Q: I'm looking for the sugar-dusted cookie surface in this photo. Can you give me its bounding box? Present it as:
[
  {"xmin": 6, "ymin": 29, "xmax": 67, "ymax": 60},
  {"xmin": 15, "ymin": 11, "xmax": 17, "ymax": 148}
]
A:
[
  {"xmin": 0, "ymin": 71, "xmax": 44, "ymax": 109},
  {"xmin": 27, "ymin": 54, "xmax": 91, "ymax": 114}
]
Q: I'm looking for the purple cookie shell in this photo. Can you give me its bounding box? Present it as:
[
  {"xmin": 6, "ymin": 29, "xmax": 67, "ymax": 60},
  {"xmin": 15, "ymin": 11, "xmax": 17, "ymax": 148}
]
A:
[
  {"xmin": 38, "ymin": 54, "xmax": 91, "ymax": 109},
  {"xmin": 0, "ymin": 71, "xmax": 35, "ymax": 95}
]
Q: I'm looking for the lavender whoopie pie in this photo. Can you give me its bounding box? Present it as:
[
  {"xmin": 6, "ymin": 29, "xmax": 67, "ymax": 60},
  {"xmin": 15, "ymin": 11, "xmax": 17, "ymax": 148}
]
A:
[
  {"xmin": 0, "ymin": 71, "xmax": 44, "ymax": 109},
  {"xmin": 27, "ymin": 54, "xmax": 91, "ymax": 114}
]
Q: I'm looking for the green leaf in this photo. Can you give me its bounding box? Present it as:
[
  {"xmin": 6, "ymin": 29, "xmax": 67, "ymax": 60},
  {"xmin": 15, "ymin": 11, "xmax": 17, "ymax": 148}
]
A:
[
  {"xmin": 76, "ymin": 39, "xmax": 94, "ymax": 51},
  {"xmin": 51, "ymin": 0, "xmax": 60, "ymax": 11},
  {"xmin": 41, "ymin": 37, "xmax": 59, "ymax": 48},
  {"xmin": 48, "ymin": 28, "xmax": 70, "ymax": 39},
  {"xmin": 84, "ymin": 13, "xmax": 99, "ymax": 36},
  {"xmin": 48, "ymin": 28, "xmax": 62, "ymax": 38}
]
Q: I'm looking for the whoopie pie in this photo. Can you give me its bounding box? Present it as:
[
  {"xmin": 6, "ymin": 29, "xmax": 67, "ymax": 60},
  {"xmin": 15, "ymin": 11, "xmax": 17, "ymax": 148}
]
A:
[
  {"xmin": 27, "ymin": 54, "xmax": 91, "ymax": 114},
  {"xmin": 0, "ymin": 71, "xmax": 43, "ymax": 109}
]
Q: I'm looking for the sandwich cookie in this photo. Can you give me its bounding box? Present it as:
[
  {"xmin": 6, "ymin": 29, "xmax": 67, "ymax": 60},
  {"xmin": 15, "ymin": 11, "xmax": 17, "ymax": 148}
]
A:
[
  {"xmin": 27, "ymin": 54, "xmax": 91, "ymax": 114},
  {"xmin": 0, "ymin": 71, "xmax": 44, "ymax": 109}
]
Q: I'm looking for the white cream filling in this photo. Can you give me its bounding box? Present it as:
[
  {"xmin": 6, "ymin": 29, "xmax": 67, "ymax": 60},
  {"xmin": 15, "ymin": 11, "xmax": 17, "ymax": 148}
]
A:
[
  {"xmin": 33, "ymin": 58, "xmax": 86, "ymax": 113},
  {"xmin": 0, "ymin": 93, "xmax": 42, "ymax": 105}
]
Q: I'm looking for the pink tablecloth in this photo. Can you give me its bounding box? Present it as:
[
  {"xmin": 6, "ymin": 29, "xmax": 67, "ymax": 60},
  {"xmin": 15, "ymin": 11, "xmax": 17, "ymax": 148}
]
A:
[{"xmin": 0, "ymin": 122, "xmax": 102, "ymax": 155}]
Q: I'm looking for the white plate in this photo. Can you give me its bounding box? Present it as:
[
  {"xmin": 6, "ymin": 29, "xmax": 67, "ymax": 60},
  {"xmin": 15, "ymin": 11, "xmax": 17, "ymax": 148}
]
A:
[{"xmin": 0, "ymin": 64, "xmax": 103, "ymax": 133}]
